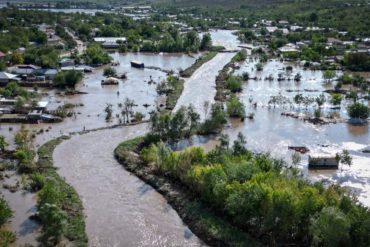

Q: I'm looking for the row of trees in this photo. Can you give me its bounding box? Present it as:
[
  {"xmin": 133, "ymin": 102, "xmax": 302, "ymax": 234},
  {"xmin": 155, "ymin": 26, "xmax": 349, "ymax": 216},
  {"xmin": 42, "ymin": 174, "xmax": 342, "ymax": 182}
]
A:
[{"xmin": 150, "ymin": 103, "xmax": 227, "ymax": 141}]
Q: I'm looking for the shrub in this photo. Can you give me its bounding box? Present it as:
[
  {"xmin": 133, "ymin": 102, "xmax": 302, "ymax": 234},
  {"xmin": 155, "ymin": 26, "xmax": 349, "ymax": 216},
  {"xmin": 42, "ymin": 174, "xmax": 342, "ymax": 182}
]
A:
[
  {"xmin": 0, "ymin": 197, "xmax": 12, "ymax": 226},
  {"xmin": 226, "ymin": 76, "xmax": 243, "ymax": 93},
  {"xmin": 347, "ymin": 102, "xmax": 369, "ymax": 119},
  {"xmin": 227, "ymin": 95, "xmax": 246, "ymax": 118},
  {"xmin": 103, "ymin": 67, "xmax": 117, "ymax": 77}
]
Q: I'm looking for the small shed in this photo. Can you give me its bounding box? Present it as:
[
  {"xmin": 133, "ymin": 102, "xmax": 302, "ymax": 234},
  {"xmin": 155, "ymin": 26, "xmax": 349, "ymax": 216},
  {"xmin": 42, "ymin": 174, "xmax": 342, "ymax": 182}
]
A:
[{"xmin": 308, "ymin": 155, "xmax": 339, "ymax": 169}]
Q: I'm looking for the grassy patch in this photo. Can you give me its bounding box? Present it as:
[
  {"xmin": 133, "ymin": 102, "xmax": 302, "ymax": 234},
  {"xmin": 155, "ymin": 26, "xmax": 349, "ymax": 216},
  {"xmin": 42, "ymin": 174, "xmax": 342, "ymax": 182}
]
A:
[
  {"xmin": 36, "ymin": 136, "xmax": 88, "ymax": 246},
  {"xmin": 180, "ymin": 51, "xmax": 218, "ymax": 78}
]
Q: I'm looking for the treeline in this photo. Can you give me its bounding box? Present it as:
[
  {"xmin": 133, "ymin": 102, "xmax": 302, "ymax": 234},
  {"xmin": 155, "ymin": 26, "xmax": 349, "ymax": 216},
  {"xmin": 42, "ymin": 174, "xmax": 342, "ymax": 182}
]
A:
[{"xmin": 68, "ymin": 12, "xmax": 213, "ymax": 53}]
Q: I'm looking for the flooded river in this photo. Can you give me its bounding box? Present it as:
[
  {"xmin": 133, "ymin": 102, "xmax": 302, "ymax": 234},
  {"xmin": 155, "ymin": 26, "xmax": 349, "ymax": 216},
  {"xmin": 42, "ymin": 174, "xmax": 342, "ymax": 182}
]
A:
[
  {"xmin": 174, "ymin": 30, "xmax": 240, "ymax": 117},
  {"xmin": 53, "ymin": 124, "xmax": 205, "ymax": 246}
]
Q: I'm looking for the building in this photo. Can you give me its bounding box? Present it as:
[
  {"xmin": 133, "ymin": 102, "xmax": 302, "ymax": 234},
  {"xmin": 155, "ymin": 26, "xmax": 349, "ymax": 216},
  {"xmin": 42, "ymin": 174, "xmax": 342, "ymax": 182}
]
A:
[
  {"xmin": 102, "ymin": 41, "xmax": 120, "ymax": 49},
  {"xmin": 0, "ymin": 51, "xmax": 6, "ymax": 60},
  {"xmin": 308, "ymin": 155, "xmax": 339, "ymax": 169},
  {"xmin": 93, "ymin": 37, "xmax": 127, "ymax": 43},
  {"xmin": 0, "ymin": 72, "xmax": 19, "ymax": 83},
  {"xmin": 278, "ymin": 43, "xmax": 299, "ymax": 53},
  {"xmin": 59, "ymin": 58, "xmax": 75, "ymax": 68}
]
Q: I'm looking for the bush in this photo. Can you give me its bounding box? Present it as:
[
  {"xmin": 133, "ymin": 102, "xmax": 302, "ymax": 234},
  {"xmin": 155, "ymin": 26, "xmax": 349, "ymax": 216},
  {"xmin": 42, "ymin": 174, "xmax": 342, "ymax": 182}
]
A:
[
  {"xmin": 347, "ymin": 102, "xmax": 369, "ymax": 119},
  {"xmin": 232, "ymin": 49, "xmax": 247, "ymax": 62},
  {"xmin": 30, "ymin": 172, "xmax": 46, "ymax": 191},
  {"xmin": 84, "ymin": 43, "xmax": 112, "ymax": 65},
  {"xmin": 226, "ymin": 76, "xmax": 243, "ymax": 93},
  {"xmin": 103, "ymin": 67, "xmax": 117, "ymax": 77},
  {"xmin": 201, "ymin": 103, "xmax": 227, "ymax": 134},
  {"xmin": 227, "ymin": 95, "xmax": 246, "ymax": 118},
  {"xmin": 53, "ymin": 70, "xmax": 83, "ymax": 88},
  {"xmin": 0, "ymin": 197, "xmax": 12, "ymax": 226},
  {"xmin": 330, "ymin": 93, "xmax": 342, "ymax": 106}
]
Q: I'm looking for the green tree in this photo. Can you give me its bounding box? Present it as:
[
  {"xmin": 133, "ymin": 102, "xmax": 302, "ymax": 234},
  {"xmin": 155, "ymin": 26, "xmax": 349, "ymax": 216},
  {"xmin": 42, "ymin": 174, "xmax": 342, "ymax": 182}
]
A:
[
  {"xmin": 200, "ymin": 33, "xmax": 212, "ymax": 51},
  {"xmin": 53, "ymin": 70, "xmax": 83, "ymax": 88},
  {"xmin": 323, "ymin": 70, "xmax": 336, "ymax": 83},
  {"xmin": 0, "ymin": 197, "xmax": 12, "ymax": 226},
  {"xmin": 0, "ymin": 135, "xmax": 8, "ymax": 151},
  {"xmin": 310, "ymin": 207, "xmax": 350, "ymax": 247},
  {"xmin": 227, "ymin": 95, "xmax": 246, "ymax": 118},
  {"xmin": 226, "ymin": 76, "xmax": 243, "ymax": 93},
  {"xmin": 103, "ymin": 67, "xmax": 117, "ymax": 77},
  {"xmin": 330, "ymin": 93, "xmax": 342, "ymax": 106},
  {"xmin": 347, "ymin": 103, "xmax": 369, "ymax": 119}
]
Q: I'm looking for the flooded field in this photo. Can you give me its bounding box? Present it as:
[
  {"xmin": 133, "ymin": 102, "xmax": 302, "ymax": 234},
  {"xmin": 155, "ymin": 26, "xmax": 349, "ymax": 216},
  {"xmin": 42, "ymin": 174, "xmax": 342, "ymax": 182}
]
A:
[
  {"xmin": 53, "ymin": 124, "xmax": 205, "ymax": 247},
  {"xmin": 0, "ymin": 171, "xmax": 40, "ymax": 246},
  {"xmin": 224, "ymin": 58, "xmax": 370, "ymax": 206},
  {"xmin": 1, "ymin": 52, "xmax": 197, "ymax": 147}
]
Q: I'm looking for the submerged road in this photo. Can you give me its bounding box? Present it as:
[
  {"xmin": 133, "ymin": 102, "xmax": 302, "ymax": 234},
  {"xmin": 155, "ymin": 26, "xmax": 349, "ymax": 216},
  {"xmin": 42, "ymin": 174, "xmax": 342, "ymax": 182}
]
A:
[{"xmin": 174, "ymin": 52, "xmax": 236, "ymax": 119}]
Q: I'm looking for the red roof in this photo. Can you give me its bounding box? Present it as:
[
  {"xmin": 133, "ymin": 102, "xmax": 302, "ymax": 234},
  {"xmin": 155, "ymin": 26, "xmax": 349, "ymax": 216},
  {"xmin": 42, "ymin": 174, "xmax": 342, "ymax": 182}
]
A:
[{"xmin": 0, "ymin": 51, "xmax": 5, "ymax": 57}]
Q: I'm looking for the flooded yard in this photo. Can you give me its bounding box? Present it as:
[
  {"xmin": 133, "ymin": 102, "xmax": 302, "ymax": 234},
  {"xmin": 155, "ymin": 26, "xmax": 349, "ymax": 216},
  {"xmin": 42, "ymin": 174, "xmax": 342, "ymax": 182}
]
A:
[
  {"xmin": 1, "ymin": 52, "xmax": 197, "ymax": 146},
  {"xmin": 224, "ymin": 58, "xmax": 370, "ymax": 206},
  {"xmin": 0, "ymin": 171, "xmax": 40, "ymax": 246}
]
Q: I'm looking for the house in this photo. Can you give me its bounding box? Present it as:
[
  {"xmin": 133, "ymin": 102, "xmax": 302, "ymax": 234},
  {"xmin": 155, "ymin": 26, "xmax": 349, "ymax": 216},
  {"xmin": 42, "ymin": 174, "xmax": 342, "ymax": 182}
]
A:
[
  {"xmin": 0, "ymin": 72, "xmax": 20, "ymax": 83},
  {"xmin": 44, "ymin": 69, "xmax": 58, "ymax": 80},
  {"xmin": 308, "ymin": 155, "xmax": 339, "ymax": 169},
  {"xmin": 278, "ymin": 20, "xmax": 289, "ymax": 27},
  {"xmin": 281, "ymin": 28, "xmax": 289, "ymax": 35},
  {"xmin": 35, "ymin": 69, "xmax": 58, "ymax": 80},
  {"xmin": 0, "ymin": 51, "xmax": 6, "ymax": 60},
  {"xmin": 93, "ymin": 37, "xmax": 127, "ymax": 43},
  {"xmin": 36, "ymin": 101, "xmax": 48, "ymax": 111},
  {"xmin": 290, "ymin": 25, "xmax": 303, "ymax": 32},
  {"xmin": 0, "ymin": 98, "xmax": 16, "ymax": 105},
  {"xmin": 279, "ymin": 43, "xmax": 299, "ymax": 53},
  {"xmin": 59, "ymin": 58, "xmax": 75, "ymax": 68},
  {"xmin": 102, "ymin": 41, "xmax": 120, "ymax": 49},
  {"xmin": 266, "ymin": 26, "xmax": 278, "ymax": 33},
  {"xmin": 327, "ymin": 37, "xmax": 343, "ymax": 46}
]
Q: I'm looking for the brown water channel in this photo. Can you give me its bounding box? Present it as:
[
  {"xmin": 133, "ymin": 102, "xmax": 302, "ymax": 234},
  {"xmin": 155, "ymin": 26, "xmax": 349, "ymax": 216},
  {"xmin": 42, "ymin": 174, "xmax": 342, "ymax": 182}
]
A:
[{"xmin": 53, "ymin": 124, "xmax": 205, "ymax": 246}]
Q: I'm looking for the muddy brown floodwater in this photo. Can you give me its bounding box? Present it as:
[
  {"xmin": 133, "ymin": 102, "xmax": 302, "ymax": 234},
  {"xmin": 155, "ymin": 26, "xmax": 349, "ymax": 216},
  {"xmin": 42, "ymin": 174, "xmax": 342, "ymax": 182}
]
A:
[
  {"xmin": 1, "ymin": 52, "xmax": 197, "ymax": 147},
  {"xmin": 53, "ymin": 124, "xmax": 206, "ymax": 247},
  {"xmin": 0, "ymin": 172, "xmax": 40, "ymax": 246},
  {"xmin": 174, "ymin": 30, "xmax": 241, "ymax": 118},
  {"xmin": 224, "ymin": 58, "xmax": 370, "ymax": 206}
]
